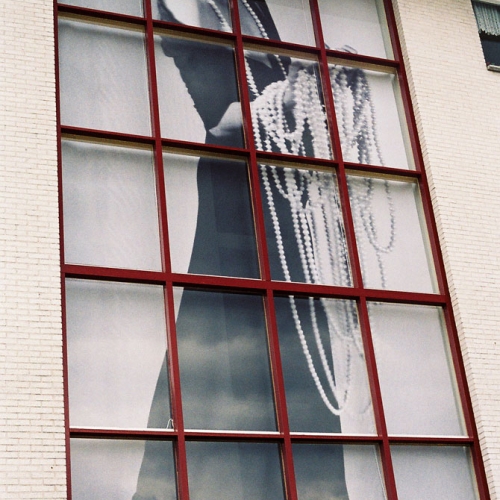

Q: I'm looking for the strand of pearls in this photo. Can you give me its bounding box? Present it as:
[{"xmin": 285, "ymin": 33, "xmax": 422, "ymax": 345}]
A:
[
  {"xmin": 205, "ymin": 1, "xmax": 384, "ymax": 418},
  {"xmin": 331, "ymin": 64, "xmax": 396, "ymax": 289},
  {"xmin": 206, "ymin": 0, "xmax": 232, "ymax": 31}
]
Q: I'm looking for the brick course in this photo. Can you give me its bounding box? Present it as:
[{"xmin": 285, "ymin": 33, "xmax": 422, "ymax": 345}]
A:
[{"xmin": 0, "ymin": 0, "xmax": 66, "ymax": 498}]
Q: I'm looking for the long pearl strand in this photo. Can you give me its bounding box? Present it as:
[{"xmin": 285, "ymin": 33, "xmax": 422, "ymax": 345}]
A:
[
  {"xmin": 205, "ymin": 0, "xmax": 391, "ymax": 418},
  {"xmin": 330, "ymin": 64, "xmax": 396, "ymax": 289}
]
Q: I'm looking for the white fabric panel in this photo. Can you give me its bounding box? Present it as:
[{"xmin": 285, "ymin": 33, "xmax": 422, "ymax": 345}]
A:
[
  {"xmin": 318, "ymin": 0, "xmax": 391, "ymax": 58},
  {"xmin": 62, "ymin": 141, "xmax": 162, "ymax": 271},
  {"xmin": 369, "ymin": 303, "xmax": 464, "ymax": 436},
  {"xmin": 391, "ymin": 446, "xmax": 478, "ymax": 499},
  {"xmin": 349, "ymin": 177, "xmax": 436, "ymax": 293},
  {"xmin": 66, "ymin": 280, "xmax": 169, "ymax": 429},
  {"xmin": 59, "ymin": 19, "xmax": 151, "ymax": 136}
]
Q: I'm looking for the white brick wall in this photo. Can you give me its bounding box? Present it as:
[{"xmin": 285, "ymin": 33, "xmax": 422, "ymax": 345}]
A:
[
  {"xmin": 0, "ymin": 0, "xmax": 66, "ymax": 498},
  {"xmin": 393, "ymin": 0, "xmax": 500, "ymax": 497}
]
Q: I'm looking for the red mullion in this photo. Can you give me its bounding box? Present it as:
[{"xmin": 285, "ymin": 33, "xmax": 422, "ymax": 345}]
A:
[
  {"xmin": 60, "ymin": 125, "xmax": 154, "ymax": 147},
  {"xmin": 63, "ymin": 264, "xmax": 167, "ymax": 284},
  {"xmin": 388, "ymin": 436, "xmax": 474, "ymax": 445},
  {"xmin": 291, "ymin": 434, "xmax": 381, "ymax": 444},
  {"xmin": 441, "ymin": 303, "xmax": 491, "ymax": 499},
  {"xmin": 143, "ymin": 0, "xmax": 173, "ymax": 277},
  {"xmin": 144, "ymin": 1, "xmax": 190, "ymax": 498},
  {"xmin": 362, "ymin": 288, "xmax": 446, "ymax": 306},
  {"xmin": 344, "ymin": 162, "xmax": 420, "ymax": 179},
  {"xmin": 163, "ymin": 283, "xmax": 190, "ymax": 500},
  {"xmin": 383, "ymin": 0, "xmax": 454, "ymax": 300},
  {"xmin": 58, "ymin": 3, "xmax": 146, "ymax": 27},
  {"xmin": 325, "ymin": 48, "xmax": 399, "ymax": 70},
  {"xmin": 71, "ymin": 428, "xmax": 177, "ymax": 439},
  {"xmin": 241, "ymin": 33, "xmax": 320, "ymax": 56},
  {"xmin": 265, "ymin": 289, "xmax": 299, "ymax": 500},
  {"xmin": 381, "ymin": 0, "xmax": 424, "ymax": 176},
  {"xmin": 228, "ymin": 2, "xmax": 297, "ymax": 498},
  {"xmin": 54, "ymin": 2, "xmax": 74, "ymax": 497},
  {"xmin": 228, "ymin": 0, "xmax": 272, "ymax": 285},
  {"xmin": 152, "ymin": 17, "xmax": 236, "ymax": 42},
  {"xmin": 308, "ymin": 0, "xmax": 364, "ymax": 291},
  {"xmin": 358, "ymin": 297, "xmax": 399, "ymax": 500},
  {"xmin": 382, "ymin": 0, "xmax": 449, "ymax": 296},
  {"xmin": 161, "ymin": 137, "xmax": 249, "ymax": 158}
]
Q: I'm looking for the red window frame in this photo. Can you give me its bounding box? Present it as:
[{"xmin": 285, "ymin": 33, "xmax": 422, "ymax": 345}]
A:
[{"xmin": 54, "ymin": 0, "xmax": 491, "ymax": 498}]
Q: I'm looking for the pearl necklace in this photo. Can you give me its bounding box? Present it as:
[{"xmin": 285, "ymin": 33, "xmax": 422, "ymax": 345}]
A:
[
  {"xmin": 330, "ymin": 63, "xmax": 396, "ymax": 289},
  {"xmin": 205, "ymin": 0, "xmax": 393, "ymax": 419}
]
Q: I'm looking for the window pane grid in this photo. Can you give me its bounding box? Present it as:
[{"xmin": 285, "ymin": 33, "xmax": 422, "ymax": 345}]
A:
[{"xmin": 56, "ymin": 1, "xmax": 487, "ymax": 499}]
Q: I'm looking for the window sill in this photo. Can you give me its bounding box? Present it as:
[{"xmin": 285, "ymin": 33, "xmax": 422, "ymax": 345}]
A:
[{"xmin": 487, "ymin": 63, "xmax": 500, "ymax": 72}]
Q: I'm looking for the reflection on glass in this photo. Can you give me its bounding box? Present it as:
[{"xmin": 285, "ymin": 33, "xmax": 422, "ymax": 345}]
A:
[
  {"xmin": 330, "ymin": 64, "xmax": 410, "ymax": 169},
  {"xmin": 293, "ymin": 444, "xmax": 386, "ymax": 500},
  {"xmin": 164, "ymin": 153, "xmax": 259, "ymax": 278},
  {"xmin": 348, "ymin": 176, "xmax": 436, "ymax": 292},
  {"xmin": 58, "ymin": 20, "xmax": 151, "ymax": 136},
  {"xmin": 174, "ymin": 289, "xmax": 276, "ymax": 431},
  {"xmin": 153, "ymin": 0, "xmax": 233, "ymax": 32},
  {"xmin": 276, "ymin": 297, "xmax": 375, "ymax": 434},
  {"xmin": 186, "ymin": 442, "xmax": 285, "ymax": 499},
  {"xmin": 391, "ymin": 446, "xmax": 478, "ymax": 499},
  {"xmin": 240, "ymin": 0, "xmax": 315, "ymax": 46},
  {"xmin": 155, "ymin": 34, "xmax": 243, "ymax": 147},
  {"xmin": 260, "ymin": 165, "xmax": 351, "ymax": 285},
  {"xmin": 62, "ymin": 141, "xmax": 161, "ymax": 271},
  {"xmin": 71, "ymin": 438, "xmax": 177, "ymax": 500},
  {"xmin": 66, "ymin": 280, "xmax": 171, "ymax": 429},
  {"xmin": 369, "ymin": 303, "xmax": 464, "ymax": 436},
  {"xmin": 60, "ymin": 0, "xmax": 143, "ymax": 17},
  {"xmin": 248, "ymin": 51, "xmax": 332, "ymax": 159},
  {"xmin": 318, "ymin": 0, "xmax": 392, "ymax": 59}
]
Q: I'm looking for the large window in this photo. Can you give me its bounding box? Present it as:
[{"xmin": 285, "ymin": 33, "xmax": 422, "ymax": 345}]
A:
[{"xmin": 57, "ymin": 0, "xmax": 489, "ymax": 498}]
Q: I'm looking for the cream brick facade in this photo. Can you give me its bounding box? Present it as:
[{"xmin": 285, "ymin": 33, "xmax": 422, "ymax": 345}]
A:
[
  {"xmin": 1, "ymin": 0, "xmax": 500, "ymax": 498},
  {"xmin": 0, "ymin": 0, "xmax": 66, "ymax": 498}
]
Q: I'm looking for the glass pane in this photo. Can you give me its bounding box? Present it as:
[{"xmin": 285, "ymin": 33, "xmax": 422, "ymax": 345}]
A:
[
  {"xmin": 240, "ymin": 0, "xmax": 315, "ymax": 46},
  {"xmin": 247, "ymin": 52, "xmax": 332, "ymax": 159},
  {"xmin": 276, "ymin": 297, "xmax": 375, "ymax": 434},
  {"xmin": 186, "ymin": 441, "xmax": 285, "ymax": 499},
  {"xmin": 318, "ymin": 0, "xmax": 392, "ymax": 58},
  {"xmin": 164, "ymin": 153, "xmax": 259, "ymax": 278},
  {"xmin": 260, "ymin": 165, "xmax": 351, "ymax": 285},
  {"xmin": 59, "ymin": 20, "xmax": 151, "ymax": 136},
  {"xmin": 481, "ymin": 38, "xmax": 500, "ymax": 66},
  {"xmin": 391, "ymin": 446, "xmax": 478, "ymax": 500},
  {"xmin": 174, "ymin": 289, "xmax": 276, "ymax": 431},
  {"xmin": 330, "ymin": 65, "xmax": 410, "ymax": 169},
  {"xmin": 60, "ymin": 0, "xmax": 143, "ymax": 17},
  {"xmin": 66, "ymin": 280, "xmax": 171, "ymax": 429},
  {"xmin": 155, "ymin": 35, "xmax": 243, "ymax": 147},
  {"xmin": 348, "ymin": 176, "xmax": 436, "ymax": 293},
  {"xmin": 71, "ymin": 438, "xmax": 177, "ymax": 500},
  {"xmin": 153, "ymin": 0, "xmax": 233, "ymax": 32},
  {"xmin": 369, "ymin": 303, "xmax": 464, "ymax": 436},
  {"xmin": 62, "ymin": 141, "xmax": 161, "ymax": 271},
  {"xmin": 293, "ymin": 444, "xmax": 386, "ymax": 500}
]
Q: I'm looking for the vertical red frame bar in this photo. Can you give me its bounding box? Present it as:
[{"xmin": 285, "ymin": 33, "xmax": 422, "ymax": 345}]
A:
[
  {"xmin": 143, "ymin": 0, "xmax": 190, "ymax": 498},
  {"xmin": 228, "ymin": 1, "xmax": 298, "ymax": 498}
]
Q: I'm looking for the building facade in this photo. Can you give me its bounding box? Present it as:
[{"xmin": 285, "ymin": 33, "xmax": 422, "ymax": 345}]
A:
[{"xmin": 1, "ymin": 0, "xmax": 500, "ymax": 498}]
